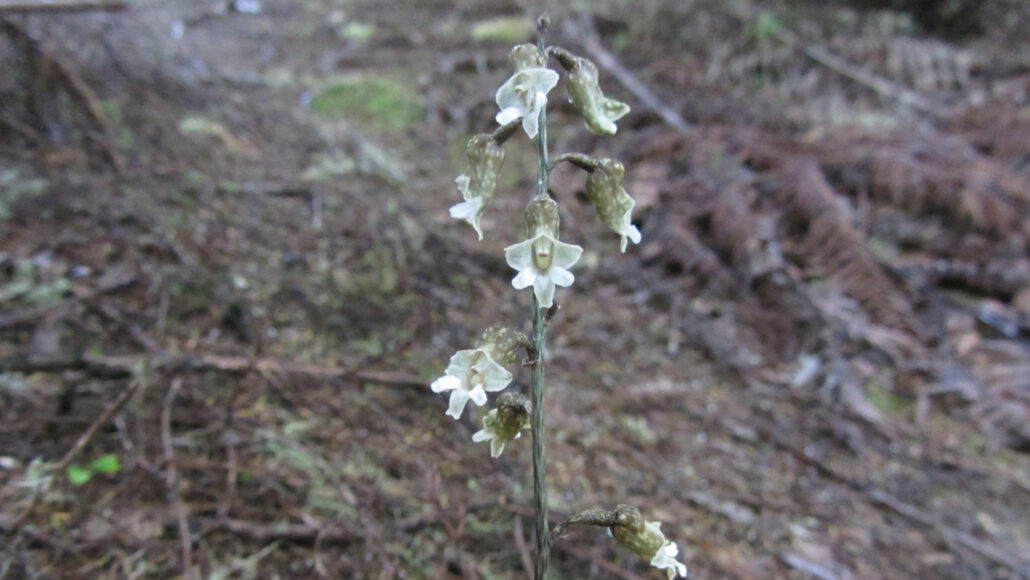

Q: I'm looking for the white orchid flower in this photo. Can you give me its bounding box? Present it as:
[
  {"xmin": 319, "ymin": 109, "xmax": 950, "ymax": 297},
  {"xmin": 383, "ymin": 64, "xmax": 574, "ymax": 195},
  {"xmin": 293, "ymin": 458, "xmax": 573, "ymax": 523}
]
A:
[
  {"xmin": 495, "ymin": 67, "xmax": 559, "ymax": 139},
  {"xmin": 504, "ymin": 232, "xmax": 583, "ymax": 309},
  {"xmin": 430, "ymin": 348, "xmax": 513, "ymax": 420}
]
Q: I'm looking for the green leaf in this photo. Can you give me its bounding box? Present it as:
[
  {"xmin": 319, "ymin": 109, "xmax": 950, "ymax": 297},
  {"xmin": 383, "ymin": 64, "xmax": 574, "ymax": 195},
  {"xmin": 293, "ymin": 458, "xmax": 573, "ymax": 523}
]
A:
[
  {"xmin": 91, "ymin": 454, "xmax": 122, "ymax": 474},
  {"xmin": 67, "ymin": 464, "xmax": 93, "ymax": 486}
]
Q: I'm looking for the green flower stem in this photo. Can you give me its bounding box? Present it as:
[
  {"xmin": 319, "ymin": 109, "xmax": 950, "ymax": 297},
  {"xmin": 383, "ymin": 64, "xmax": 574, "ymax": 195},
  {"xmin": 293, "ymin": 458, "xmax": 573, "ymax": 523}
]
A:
[
  {"xmin": 533, "ymin": 18, "xmax": 552, "ymax": 580},
  {"xmin": 531, "ymin": 294, "xmax": 549, "ymax": 580}
]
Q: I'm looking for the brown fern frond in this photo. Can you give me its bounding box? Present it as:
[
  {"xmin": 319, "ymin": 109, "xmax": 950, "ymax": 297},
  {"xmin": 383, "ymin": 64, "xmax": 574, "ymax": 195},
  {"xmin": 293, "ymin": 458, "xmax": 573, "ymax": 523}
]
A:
[
  {"xmin": 893, "ymin": 257, "xmax": 1030, "ymax": 299},
  {"xmin": 778, "ymin": 160, "xmax": 923, "ymax": 335},
  {"xmin": 865, "ymin": 138, "xmax": 1030, "ymax": 236},
  {"xmin": 951, "ymin": 109, "xmax": 1030, "ymax": 172},
  {"xmin": 965, "ymin": 339, "xmax": 1030, "ymax": 450}
]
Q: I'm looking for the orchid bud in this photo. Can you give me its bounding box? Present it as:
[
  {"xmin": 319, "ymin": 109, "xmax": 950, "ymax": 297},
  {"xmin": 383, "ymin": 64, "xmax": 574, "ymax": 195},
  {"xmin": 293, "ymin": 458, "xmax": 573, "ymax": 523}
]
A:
[
  {"xmin": 509, "ymin": 43, "xmax": 547, "ymax": 71},
  {"xmin": 585, "ymin": 158, "xmax": 641, "ymax": 252},
  {"xmin": 450, "ymin": 134, "xmax": 505, "ymax": 239},
  {"xmin": 472, "ymin": 392, "xmax": 531, "ymax": 458}
]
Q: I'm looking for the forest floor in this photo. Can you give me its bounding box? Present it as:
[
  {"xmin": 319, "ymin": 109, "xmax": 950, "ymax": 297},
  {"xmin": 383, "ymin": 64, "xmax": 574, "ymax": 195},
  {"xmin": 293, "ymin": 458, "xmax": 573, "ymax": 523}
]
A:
[{"xmin": 1, "ymin": 0, "xmax": 1030, "ymax": 578}]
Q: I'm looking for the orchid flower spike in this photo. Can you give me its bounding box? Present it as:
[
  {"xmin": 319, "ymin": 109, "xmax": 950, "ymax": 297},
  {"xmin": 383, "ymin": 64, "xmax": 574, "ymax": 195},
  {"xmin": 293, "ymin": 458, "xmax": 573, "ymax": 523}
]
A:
[
  {"xmin": 495, "ymin": 44, "xmax": 559, "ymax": 139},
  {"xmin": 504, "ymin": 197, "xmax": 583, "ymax": 309},
  {"xmin": 609, "ymin": 505, "xmax": 688, "ymax": 579},
  {"xmin": 472, "ymin": 392, "xmax": 531, "ymax": 458},
  {"xmin": 451, "ymin": 134, "xmax": 505, "ymax": 239}
]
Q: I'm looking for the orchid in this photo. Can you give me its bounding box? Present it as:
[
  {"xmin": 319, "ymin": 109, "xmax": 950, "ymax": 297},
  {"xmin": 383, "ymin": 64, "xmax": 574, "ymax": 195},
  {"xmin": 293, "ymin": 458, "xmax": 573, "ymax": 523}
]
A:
[
  {"xmin": 585, "ymin": 158, "xmax": 641, "ymax": 252},
  {"xmin": 472, "ymin": 392, "xmax": 530, "ymax": 458},
  {"xmin": 505, "ymin": 196, "xmax": 583, "ymax": 308},
  {"xmin": 495, "ymin": 67, "xmax": 559, "ymax": 139},
  {"xmin": 437, "ymin": 27, "xmax": 687, "ymax": 577},
  {"xmin": 610, "ymin": 505, "xmax": 688, "ymax": 579},
  {"xmin": 565, "ymin": 54, "xmax": 630, "ymax": 135},
  {"xmin": 505, "ymin": 232, "xmax": 582, "ymax": 309},
  {"xmin": 450, "ymin": 134, "xmax": 505, "ymax": 239},
  {"xmin": 430, "ymin": 348, "xmax": 513, "ymax": 420}
]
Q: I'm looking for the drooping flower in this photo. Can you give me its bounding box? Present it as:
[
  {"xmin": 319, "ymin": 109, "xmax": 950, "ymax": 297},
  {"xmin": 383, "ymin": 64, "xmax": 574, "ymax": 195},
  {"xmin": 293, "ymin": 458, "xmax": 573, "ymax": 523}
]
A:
[
  {"xmin": 430, "ymin": 348, "xmax": 513, "ymax": 420},
  {"xmin": 584, "ymin": 157, "xmax": 641, "ymax": 252},
  {"xmin": 565, "ymin": 54, "xmax": 630, "ymax": 135},
  {"xmin": 450, "ymin": 134, "xmax": 505, "ymax": 239},
  {"xmin": 472, "ymin": 392, "xmax": 530, "ymax": 458},
  {"xmin": 504, "ymin": 197, "xmax": 583, "ymax": 308},
  {"xmin": 495, "ymin": 67, "xmax": 559, "ymax": 139},
  {"xmin": 549, "ymin": 47, "xmax": 630, "ymax": 136},
  {"xmin": 609, "ymin": 505, "xmax": 688, "ymax": 579}
]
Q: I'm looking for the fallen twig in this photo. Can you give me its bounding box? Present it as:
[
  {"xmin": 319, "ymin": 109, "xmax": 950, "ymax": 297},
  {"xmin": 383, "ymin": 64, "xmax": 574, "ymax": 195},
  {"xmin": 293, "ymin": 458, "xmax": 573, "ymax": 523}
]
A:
[
  {"xmin": 161, "ymin": 378, "xmax": 193, "ymax": 580},
  {"xmin": 91, "ymin": 300, "xmax": 166, "ymax": 356},
  {"xmin": 209, "ymin": 518, "xmax": 356, "ymax": 544},
  {"xmin": 0, "ymin": 352, "xmax": 426, "ymax": 387}
]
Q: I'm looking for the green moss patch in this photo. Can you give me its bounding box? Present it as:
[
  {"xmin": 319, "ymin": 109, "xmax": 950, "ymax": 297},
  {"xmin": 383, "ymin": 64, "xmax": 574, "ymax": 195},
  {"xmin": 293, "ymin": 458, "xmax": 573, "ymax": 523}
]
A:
[
  {"xmin": 309, "ymin": 76, "xmax": 423, "ymax": 131},
  {"xmin": 469, "ymin": 16, "xmax": 532, "ymax": 43}
]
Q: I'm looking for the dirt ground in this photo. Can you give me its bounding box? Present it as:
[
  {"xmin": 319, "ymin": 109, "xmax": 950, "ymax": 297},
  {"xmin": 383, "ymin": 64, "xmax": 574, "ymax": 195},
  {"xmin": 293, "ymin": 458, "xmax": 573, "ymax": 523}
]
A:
[{"xmin": 1, "ymin": 0, "xmax": 1030, "ymax": 578}]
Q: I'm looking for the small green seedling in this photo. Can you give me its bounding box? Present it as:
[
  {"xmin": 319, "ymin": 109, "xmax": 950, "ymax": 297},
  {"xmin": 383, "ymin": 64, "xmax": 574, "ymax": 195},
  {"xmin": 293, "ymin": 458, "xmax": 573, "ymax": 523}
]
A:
[{"xmin": 66, "ymin": 454, "xmax": 122, "ymax": 486}]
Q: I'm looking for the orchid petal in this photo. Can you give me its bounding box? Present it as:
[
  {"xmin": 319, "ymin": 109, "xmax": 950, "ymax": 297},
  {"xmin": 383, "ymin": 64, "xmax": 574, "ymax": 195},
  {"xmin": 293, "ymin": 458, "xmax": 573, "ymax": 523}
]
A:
[{"xmin": 446, "ymin": 389, "xmax": 470, "ymax": 419}]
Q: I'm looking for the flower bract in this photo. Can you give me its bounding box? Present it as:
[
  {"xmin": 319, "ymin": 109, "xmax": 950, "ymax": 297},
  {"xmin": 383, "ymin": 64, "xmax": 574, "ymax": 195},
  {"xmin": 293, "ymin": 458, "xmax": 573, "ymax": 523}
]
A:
[
  {"xmin": 495, "ymin": 67, "xmax": 559, "ymax": 139},
  {"xmin": 430, "ymin": 348, "xmax": 513, "ymax": 420}
]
